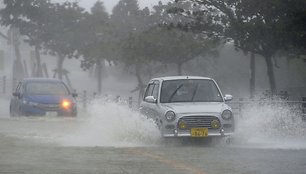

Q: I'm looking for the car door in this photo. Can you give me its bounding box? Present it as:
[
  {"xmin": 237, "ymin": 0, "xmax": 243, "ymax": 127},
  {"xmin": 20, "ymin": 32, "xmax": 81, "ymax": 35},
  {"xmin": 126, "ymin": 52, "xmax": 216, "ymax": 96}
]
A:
[
  {"xmin": 140, "ymin": 81, "xmax": 161, "ymax": 124},
  {"xmin": 140, "ymin": 82, "xmax": 155, "ymax": 117}
]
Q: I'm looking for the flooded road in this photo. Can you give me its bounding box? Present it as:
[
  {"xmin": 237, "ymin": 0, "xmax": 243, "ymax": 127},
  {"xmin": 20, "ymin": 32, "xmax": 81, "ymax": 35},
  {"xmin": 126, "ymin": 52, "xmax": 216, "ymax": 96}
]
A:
[{"xmin": 0, "ymin": 100, "xmax": 306, "ymax": 174}]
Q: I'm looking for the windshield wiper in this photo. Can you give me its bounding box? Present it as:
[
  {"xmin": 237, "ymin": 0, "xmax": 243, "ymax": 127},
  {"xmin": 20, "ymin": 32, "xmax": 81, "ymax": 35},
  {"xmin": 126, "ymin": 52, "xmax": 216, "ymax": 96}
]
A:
[
  {"xmin": 168, "ymin": 84, "xmax": 184, "ymax": 102},
  {"xmin": 191, "ymin": 84, "xmax": 199, "ymax": 102}
]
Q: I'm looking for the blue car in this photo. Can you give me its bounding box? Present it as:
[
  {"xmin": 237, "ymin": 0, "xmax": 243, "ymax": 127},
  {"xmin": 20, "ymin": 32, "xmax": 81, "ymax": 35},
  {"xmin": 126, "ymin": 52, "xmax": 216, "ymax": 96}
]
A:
[{"xmin": 10, "ymin": 78, "xmax": 78, "ymax": 117}]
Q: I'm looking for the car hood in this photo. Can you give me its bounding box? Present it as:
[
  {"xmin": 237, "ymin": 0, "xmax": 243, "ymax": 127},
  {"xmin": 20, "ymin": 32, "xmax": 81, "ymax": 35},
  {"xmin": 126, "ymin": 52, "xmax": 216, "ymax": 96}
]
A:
[
  {"xmin": 25, "ymin": 95, "xmax": 72, "ymax": 104},
  {"xmin": 160, "ymin": 102, "xmax": 229, "ymax": 114}
]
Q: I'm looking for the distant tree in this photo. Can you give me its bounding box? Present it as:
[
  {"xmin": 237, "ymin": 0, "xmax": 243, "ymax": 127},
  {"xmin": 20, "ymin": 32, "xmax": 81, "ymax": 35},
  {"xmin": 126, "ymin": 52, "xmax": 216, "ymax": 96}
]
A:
[
  {"xmin": 174, "ymin": 0, "xmax": 306, "ymax": 95},
  {"xmin": 42, "ymin": 2, "xmax": 86, "ymax": 81},
  {"xmin": 152, "ymin": 1, "xmax": 220, "ymax": 75},
  {"xmin": 282, "ymin": 1, "xmax": 306, "ymax": 56},
  {"xmin": 111, "ymin": 0, "xmax": 142, "ymax": 37},
  {"xmin": 144, "ymin": 27, "xmax": 219, "ymax": 75},
  {"xmin": 111, "ymin": 0, "xmax": 152, "ymax": 102},
  {"xmin": 77, "ymin": 1, "xmax": 112, "ymax": 94},
  {"xmin": 0, "ymin": 0, "xmax": 53, "ymax": 77}
]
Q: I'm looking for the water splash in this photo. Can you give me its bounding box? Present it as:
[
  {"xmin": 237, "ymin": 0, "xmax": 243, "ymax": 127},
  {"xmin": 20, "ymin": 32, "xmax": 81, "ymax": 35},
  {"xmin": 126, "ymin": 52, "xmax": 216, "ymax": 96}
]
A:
[
  {"xmin": 233, "ymin": 99, "xmax": 306, "ymax": 149},
  {"xmin": 60, "ymin": 99, "xmax": 161, "ymax": 147}
]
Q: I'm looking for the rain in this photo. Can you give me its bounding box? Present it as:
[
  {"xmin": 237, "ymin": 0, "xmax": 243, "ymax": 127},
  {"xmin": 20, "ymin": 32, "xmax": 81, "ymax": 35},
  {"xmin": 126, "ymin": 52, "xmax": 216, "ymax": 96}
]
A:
[{"xmin": 0, "ymin": 0, "xmax": 306, "ymax": 174}]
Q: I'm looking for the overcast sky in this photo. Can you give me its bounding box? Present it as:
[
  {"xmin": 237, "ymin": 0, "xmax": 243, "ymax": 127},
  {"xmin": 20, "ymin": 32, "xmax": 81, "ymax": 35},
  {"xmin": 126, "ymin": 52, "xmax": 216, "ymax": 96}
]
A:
[{"xmin": 54, "ymin": 0, "xmax": 169, "ymax": 13}]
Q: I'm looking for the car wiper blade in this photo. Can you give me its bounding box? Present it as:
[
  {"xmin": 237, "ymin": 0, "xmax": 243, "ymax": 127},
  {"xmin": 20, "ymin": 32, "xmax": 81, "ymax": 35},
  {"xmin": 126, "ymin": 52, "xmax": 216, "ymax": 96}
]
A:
[
  {"xmin": 191, "ymin": 84, "xmax": 199, "ymax": 102},
  {"xmin": 168, "ymin": 84, "xmax": 184, "ymax": 102}
]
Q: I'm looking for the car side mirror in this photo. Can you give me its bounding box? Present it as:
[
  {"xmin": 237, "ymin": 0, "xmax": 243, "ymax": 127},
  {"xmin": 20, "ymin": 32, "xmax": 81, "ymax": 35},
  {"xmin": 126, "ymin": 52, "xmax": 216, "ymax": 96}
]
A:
[
  {"xmin": 72, "ymin": 93, "xmax": 78, "ymax": 98},
  {"xmin": 145, "ymin": 96, "xmax": 157, "ymax": 103},
  {"xmin": 12, "ymin": 92, "xmax": 20, "ymax": 98},
  {"xmin": 224, "ymin": 94, "xmax": 233, "ymax": 102}
]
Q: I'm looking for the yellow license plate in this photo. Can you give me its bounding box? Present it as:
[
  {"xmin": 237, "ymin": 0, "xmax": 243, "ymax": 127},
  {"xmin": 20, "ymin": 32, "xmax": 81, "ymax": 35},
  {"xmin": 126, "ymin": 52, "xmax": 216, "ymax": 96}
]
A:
[{"xmin": 191, "ymin": 128, "xmax": 208, "ymax": 137}]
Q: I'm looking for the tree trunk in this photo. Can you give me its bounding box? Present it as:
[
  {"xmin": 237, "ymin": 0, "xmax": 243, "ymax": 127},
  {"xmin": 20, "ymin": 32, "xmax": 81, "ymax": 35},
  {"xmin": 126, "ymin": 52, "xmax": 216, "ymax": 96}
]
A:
[
  {"xmin": 250, "ymin": 52, "xmax": 256, "ymax": 99},
  {"xmin": 177, "ymin": 62, "xmax": 183, "ymax": 75},
  {"xmin": 35, "ymin": 45, "xmax": 43, "ymax": 77},
  {"xmin": 135, "ymin": 64, "xmax": 144, "ymax": 106},
  {"xmin": 57, "ymin": 54, "xmax": 65, "ymax": 80},
  {"xmin": 264, "ymin": 55, "xmax": 277, "ymax": 95},
  {"xmin": 13, "ymin": 40, "xmax": 24, "ymax": 80},
  {"xmin": 96, "ymin": 59, "xmax": 102, "ymax": 94}
]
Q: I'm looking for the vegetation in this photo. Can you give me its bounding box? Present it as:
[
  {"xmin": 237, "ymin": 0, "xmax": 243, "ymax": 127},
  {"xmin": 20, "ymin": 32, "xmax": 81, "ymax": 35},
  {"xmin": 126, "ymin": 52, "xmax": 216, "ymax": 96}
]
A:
[{"xmin": 0, "ymin": 0, "xmax": 305, "ymax": 98}]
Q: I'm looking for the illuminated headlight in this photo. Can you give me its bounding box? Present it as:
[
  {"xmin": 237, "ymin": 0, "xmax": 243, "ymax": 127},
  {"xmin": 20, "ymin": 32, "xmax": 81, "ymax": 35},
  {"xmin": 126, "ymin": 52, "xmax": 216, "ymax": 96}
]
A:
[
  {"xmin": 165, "ymin": 111, "xmax": 176, "ymax": 122},
  {"xmin": 61, "ymin": 100, "xmax": 72, "ymax": 110},
  {"xmin": 221, "ymin": 110, "xmax": 232, "ymax": 120}
]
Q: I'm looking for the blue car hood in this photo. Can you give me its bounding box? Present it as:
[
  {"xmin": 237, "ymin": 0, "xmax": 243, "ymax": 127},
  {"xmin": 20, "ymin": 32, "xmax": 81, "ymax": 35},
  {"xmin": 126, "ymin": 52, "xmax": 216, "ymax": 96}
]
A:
[{"xmin": 25, "ymin": 95, "xmax": 72, "ymax": 104}]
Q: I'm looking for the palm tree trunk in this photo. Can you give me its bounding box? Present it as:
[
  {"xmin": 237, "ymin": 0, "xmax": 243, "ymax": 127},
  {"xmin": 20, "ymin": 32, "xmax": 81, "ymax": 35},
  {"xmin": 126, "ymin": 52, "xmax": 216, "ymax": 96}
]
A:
[
  {"xmin": 96, "ymin": 59, "xmax": 102, "ymax": 94},
  {"xmin": 135, "ymin": 64, "xmax": 144, "ymax": 106},
  {"xmin": 35, "ymin": 45, "xmax": 42, "ymax": 77},
  {"xmin": 250, "ymin": 52, "xmax": 256, "ymax": 99},
  {"xmin": 264, "ymin": 55, "xmax": 277, "ymax": 95},
  {"xmin": 57, "ymin": 54, "xmax": 65, "ymax": 80}
]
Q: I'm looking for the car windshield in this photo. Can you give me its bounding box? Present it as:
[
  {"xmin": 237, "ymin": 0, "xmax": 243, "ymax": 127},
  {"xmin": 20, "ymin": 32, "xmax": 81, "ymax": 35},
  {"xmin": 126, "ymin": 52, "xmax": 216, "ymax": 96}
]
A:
[
  {"xmin": 25, "ymin": 82, "xmax": 69, "ymax": 95},
  {"xmin": 160, "ymin": 79, "xmax": 223, "ymax": 103}
]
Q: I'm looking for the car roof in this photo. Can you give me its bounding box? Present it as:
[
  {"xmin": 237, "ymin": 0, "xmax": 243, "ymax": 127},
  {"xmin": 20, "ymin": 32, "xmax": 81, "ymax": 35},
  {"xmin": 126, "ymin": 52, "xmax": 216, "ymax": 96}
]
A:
[
  {"xmin": 22, "ymin": 78, "xmax": 64, "ymax": 83},
  {"xmin": 151, "ymin": 76, "xmax": 212, "ymax": 81}
]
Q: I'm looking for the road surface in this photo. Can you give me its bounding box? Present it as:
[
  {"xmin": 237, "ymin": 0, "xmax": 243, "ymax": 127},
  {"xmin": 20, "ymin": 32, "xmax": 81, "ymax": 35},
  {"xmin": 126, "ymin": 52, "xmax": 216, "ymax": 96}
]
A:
[{"xmin": 0, "ymin": 100, "xmax": 306, "ymax": 174}]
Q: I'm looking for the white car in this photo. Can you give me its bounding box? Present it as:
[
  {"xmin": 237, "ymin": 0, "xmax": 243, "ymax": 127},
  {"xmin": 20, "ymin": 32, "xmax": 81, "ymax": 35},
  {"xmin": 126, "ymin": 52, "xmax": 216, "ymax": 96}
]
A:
[{"xmin": 140, "ymin": 76, "xmax": 234, "ymax": 139}]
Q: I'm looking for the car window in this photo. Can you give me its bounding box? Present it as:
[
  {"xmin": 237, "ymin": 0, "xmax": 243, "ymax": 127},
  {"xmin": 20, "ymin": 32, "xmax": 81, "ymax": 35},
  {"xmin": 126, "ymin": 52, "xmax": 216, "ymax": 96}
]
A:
[
  {"xmin": 152, "ymin": 83, "xmax": 159, "ymax": 99},
  {"xmin": 160, "ymin": 79, "xmax": 223, "ymax": 103},
  {"xmin": 143, "ymin": 83, "xmax": 154, "ymax": 100},
  {"xmin": 25, "ymin": 82, "xmax": 69, "ymax": 95}
]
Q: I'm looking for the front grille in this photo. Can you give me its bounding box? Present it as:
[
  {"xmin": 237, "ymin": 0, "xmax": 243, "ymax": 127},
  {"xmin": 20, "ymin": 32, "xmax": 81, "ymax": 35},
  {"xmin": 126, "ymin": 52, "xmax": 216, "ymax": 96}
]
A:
[
  {"xmin": 178, "ymin": 116, "xmax": 219, "ymax": 129},
  {"xmin": 37, "ymin": 103, "xmax": 60, "ymax": 110}
]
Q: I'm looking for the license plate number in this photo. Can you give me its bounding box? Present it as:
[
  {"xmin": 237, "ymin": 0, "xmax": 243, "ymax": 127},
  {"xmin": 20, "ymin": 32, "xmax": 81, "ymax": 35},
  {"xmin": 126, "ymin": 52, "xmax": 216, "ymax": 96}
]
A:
[
  {"xmin": 46, "ymin": 112, "xmax": 57, "ymax": 116},
  {"xmin": 191, "ymin": 128, "xmax": 208, "ymax": 137}
]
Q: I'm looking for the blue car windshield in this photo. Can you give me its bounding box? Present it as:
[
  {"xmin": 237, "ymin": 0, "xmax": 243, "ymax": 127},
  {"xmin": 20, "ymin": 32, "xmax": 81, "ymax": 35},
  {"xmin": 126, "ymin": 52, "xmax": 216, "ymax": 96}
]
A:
[
  {"xmin": 160, "ymin": 79, "xmax": 223, "ymax": 103},
  {"xmin": 25, "ymin": 82, "xmax": 69, "ymax": 95}
]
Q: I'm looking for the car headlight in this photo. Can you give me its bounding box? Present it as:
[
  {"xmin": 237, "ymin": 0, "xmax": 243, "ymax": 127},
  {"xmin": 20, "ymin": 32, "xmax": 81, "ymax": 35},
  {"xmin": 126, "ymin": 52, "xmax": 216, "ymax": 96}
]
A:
[
  {"xmin": 61, "ymin": 99, "xmax": 72, "ymax": 110},
  {"xmin": 178, "ymin": 120, "xmax": 187, "ymax": 129},
  {"xmin": 165, "ymin": 111, "xmax": 176, "ymax": 122},
  {"xmin": 211, "ymin": 119, "xmax": 220, "ymax": 129},
  {"xmin": 221, "ymin": 110, "xmax": 232, "ymax": 120}
]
